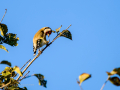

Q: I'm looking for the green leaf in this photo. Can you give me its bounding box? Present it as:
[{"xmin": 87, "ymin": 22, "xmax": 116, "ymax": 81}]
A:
[
  {"xmin": 56, "ymin": 25, "xmax": 62, "ymax": 33},
  {"xmin": 60, "ymin": 30, "xmax": 72, "ymax": 40},
  {"xmin": 0, "ymin": 45, "xmax": 8, "ymax": 52},
  {"xmin": 0, "ymin": 24, "xmax": 8, "ymax": 36},
  {"xmin": 34, "ymin": 74, "xmax": 47, "ymax": 87},
  {"xmin": 79, "ymin": 73, "xmax": 91, "ymax": 85},
  {"xmin": 0, "ymin": 60, "xmax": 11, "ymax": 66},
  {"xmin": 109, "ymin": 77, "xmax": 120, "ymax": 86},
  {"xmin": 13, "ymin": 66, "xmax": 22, "ymax": 76}
]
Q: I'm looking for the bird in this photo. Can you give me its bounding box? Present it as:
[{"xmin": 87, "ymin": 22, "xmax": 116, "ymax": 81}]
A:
[{"xmin": 33, "ymin": 27, "xmax": 52, "ymax": 56}]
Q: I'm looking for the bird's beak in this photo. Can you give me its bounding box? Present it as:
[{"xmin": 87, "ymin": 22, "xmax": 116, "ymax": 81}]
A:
[{"xmin": 47, "ymin": 33, "xmax": 50, "ymax": 37}]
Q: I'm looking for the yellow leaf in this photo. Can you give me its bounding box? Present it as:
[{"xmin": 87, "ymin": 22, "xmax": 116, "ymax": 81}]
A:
[
  {"xmin": 0, "ymin": 45, "xmax": 9, "ymax": 52},
  {"xmin": 106, "ymin": 67, "xmax": 120, "ymax": 76},
  {"xmin": 56, "ymin": 25, "xmax": 62, "ymax": 33},
  {"xmin": 79, "ymin": 73, "xmax": 91, "ymax": 85},
  {"xmin": 0, "ymin": 24, "xmax": 8, "ymax": 36},
  {"xmin": 13, "ymin": 66, "xmax": 22, "ymax": 76},
  {"xmin": 0, "ymin": 27, "xmax": 4, "ymax": 36}
]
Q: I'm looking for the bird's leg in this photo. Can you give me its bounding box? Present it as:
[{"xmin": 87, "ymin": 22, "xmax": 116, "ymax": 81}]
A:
[
  {"xmin": 38, "ymin": 49, "xmax": 42, "ymax": 53},
  {"xmin": 46, "ymin": 39, "xmax": 50, "ymax": 46}
]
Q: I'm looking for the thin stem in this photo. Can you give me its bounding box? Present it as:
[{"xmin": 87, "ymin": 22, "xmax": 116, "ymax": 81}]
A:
[
  {"xmin": 79, "ymin": 84, "xmax": 83, "ymax": 90},
  {"xmin": 0, "ymin": 9, "xmax": 7, "ymax": 23},
  {"xmin": 19, "ymin": 71, "xmax": 30, "ymax": 82},
  {"xmin": 100, "ymin": 77, "xmax": 109, "ymax": 90},
  {"xmin": 0, "ymin": 79, "xmax": 11, "ymax": 89},
  {"xmin": 13, "ymin": 59, "xmax": 31, "ymax": 78},
  {"xmin": 16, "ymin": 24, "xmax": 72, "ymax": 81},
  {"xmin": 20, "ymin": 59, "xmax": 31, "ymax": 70}
]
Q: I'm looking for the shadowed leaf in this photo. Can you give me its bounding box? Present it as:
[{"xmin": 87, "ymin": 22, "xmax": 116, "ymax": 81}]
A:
[
  {"xmin": 109, "ymin": 77, "xmax": 120, "ymax": 86},
  {"xmin": 13, "ymin": 66, "xmax": 22, "ymax": 76},
  {"xmin": 0, "ymin": 60, "xmax": 11, "ymax": 66},
  {"xmin": 34, "ymin": 74, "xmax": 47, "ymax": 87},
  {"xmin": 113, "ymin": 68, "xmax": 120, "ymax": 76},
  {"xmin": 4, "ymin": 33, "xmax": 19, "ymax": 46},
  {"xmin": 79, "ymin": 73, "xmax": 91, "ymax": 85},
  {"xmin": 0, "ymin": 45, "xmax": 8, "ymax": 52},
  {"xmin": 0, "ymin": 24, "xmax": 8, "ymax": 36},
  {"xmin": 60, "ymin": 30, "xmax": 72, "ymax": 40}
]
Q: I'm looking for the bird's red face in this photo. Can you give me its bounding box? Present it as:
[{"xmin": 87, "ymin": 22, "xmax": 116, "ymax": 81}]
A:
[{"xmin": 45, "ymin": 31, "xmax": 52, "ymax": 37}]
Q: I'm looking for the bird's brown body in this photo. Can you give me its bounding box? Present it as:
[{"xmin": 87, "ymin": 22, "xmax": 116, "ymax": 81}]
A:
[{"xmin": 33, "ymin": 27, "xmax": 52, "ymax": 56}]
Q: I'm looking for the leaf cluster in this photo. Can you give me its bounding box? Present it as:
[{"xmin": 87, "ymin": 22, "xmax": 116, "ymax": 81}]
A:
[
  {"xmin": 0, "ymin": 23, "xmax": 19, "ymax": 52},
  {"xmin": 106, "ymin": 67, "xmax": 120, "ymax": 86},
  {"xmin": 0, "ymin": 60, "xmax": 26, "ymax": 90}
]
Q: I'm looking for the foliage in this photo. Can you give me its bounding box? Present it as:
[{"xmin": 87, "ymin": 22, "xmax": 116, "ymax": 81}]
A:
[
  {"xmin": 0, "ymin": 60, "xmax": 27, "ymax": 90},
  {"xmin": 0, "ymin": 21, "xmax": 72, "ymax": 90},
  {"xmin": 33, "ymin": 74, "xmax": 47, "ymax": 87},
  {"xmin": 106, "ymin": 67, "xmax": 120, "ymax": 86},
  {"xmin": 78, "ymin": 73, "xmax": 91, "ymax": 85},
  {"xmin": 0, "ymin": 23, "xmax": 19, "ymax": 52}
]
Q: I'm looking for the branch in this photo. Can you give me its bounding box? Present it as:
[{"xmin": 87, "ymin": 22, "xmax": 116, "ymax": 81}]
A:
[
  {"xmin": 0, "ymin": 79, "xmax": 11, "ymax": 89},
  {"xmin": 100, "ymin": 77, "xmax": 109, "ymax": 90},
  {"xmin": 0, "ymin": 9, "xmax": 7, "ymax": 23},
  {"xmin": 79, "ymin": 84, "xmax": 83, "ymax": 90},
  {"xmin": 20, "ymin": 59, "xmax": 31, "ymax": 70},
  {"xmin": 19, "ymin": 71, "xmax": 30, "ymax": 82},
  {"xmin": 16, "ymin": 24, "xmax": 72, "ymax": 81},
  {"xmin": 13, "ymin": 59, "xmax": 31, "ymax": 78}
]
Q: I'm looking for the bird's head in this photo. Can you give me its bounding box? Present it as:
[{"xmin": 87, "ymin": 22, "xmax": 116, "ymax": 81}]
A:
[{"xmin": 44, "ymin": 27, "xmax": 52, "ymax": 37}]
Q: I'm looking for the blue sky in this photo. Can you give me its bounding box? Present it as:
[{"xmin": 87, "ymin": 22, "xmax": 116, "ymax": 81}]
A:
[{"xmin": 0, "ymin": 0, "xmax": 120, "ymax": 90}]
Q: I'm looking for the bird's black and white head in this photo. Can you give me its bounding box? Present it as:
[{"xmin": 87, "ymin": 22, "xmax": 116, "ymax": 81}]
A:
[{"xmin": 43, "ymin": 27, "xmax": 52, "ymax": 37}]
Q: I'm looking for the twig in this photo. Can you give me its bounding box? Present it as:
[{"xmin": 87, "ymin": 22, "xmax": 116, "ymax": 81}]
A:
[
  {"xmin": 20, "ymin": 59, "xmax": 31, "ymax": 70},
  {"xmin": 100, "ymin": 77, "xmax": 109, "ymax": 90},
  {"xmin": 0, "ymin": 79, "xmax": 11, "ymax": 89},
  {"xmin": 0, "ymin": 9, "xmax": 7, "ymax": 23},
  {"xmin": 16, "ymin": 24, "xmax": 72, "ymax": 81},
  {"xmin": 79, "ymin": 84, "xmax": 83, "ymax": 90},
  {"xmin": 19, "ymin": 71, "xmax": 30, "ymax": 82},
  {"xmin": 13, "ymin": 59, "xmax": 31, "ymax": 78}
]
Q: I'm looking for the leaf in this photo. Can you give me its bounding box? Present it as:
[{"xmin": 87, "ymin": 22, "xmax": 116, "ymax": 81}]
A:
[
  {"xmin": 0, "ymin": 24, "xmax": 8, "ymax": 36},
  {"xmin": 2, "ymin": 71, "xmax": 11, "ymax": 77},
  {"xmin": 106, "ymin": 71, "xmax": 117, "ymax": 76},
  {"xmin": 109, "ymin": 77, "xmax": 120, "ymax": 86},
  {"xmin": 56, "ymin": 25, "xmax": 62, "ymax": 33},
  {"xmin": 0, "ymin": 45, "xmax": 8, "ymax": 52},
  {"xmin": 60, "ymin": 30, "xmax": 72, "ymax": 40},
  {"xmin": 2, "ymin": 67, "xmax": 12, "ymax": 77},
  {"xmin": 0, "ymin": 60, "xmax": 11, "ymax": 66},
  {"xmin": 79, "ymin": 73, "xmax": 91, "ymax": 85},
  {"xmin": 13, "ymin": 66, "xmax": 22, "ymax": 76},
  {"xmin": 4, "ymin": 33, "xmax": 19, "ymax": 46},
  {"xmin": 34, "ymin": 74, "xmax": 47, "ymax": 87},
  {"xmin": 113, "ymin": 68, "xmax": 120, "ymax": 76},
  {"xmin": 106, "ymin": 67, "xmax": 120, "ymax": 76}
]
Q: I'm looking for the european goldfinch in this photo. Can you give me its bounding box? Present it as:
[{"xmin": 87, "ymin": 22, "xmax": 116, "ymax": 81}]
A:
[{"xmin": 33, "ymin": 27, "xmax": 52, "ymax": 56}]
